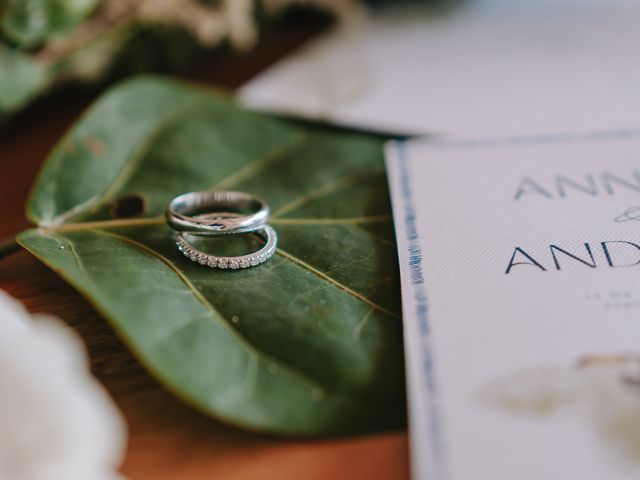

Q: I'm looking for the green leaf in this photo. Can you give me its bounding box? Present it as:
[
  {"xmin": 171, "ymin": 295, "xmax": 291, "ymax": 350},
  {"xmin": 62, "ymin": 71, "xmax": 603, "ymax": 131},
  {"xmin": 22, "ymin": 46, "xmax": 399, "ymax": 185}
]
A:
[
  {"xmin": 0, "ymin": 44, "xmax": 48, "ymax": 115},
  {"xmin": 1, "ymin": 0, "xmax": 98, "ymax": 48},
  {"xmin": 17, "ymin": 76, "xmax": 403, "ymax": 435}
]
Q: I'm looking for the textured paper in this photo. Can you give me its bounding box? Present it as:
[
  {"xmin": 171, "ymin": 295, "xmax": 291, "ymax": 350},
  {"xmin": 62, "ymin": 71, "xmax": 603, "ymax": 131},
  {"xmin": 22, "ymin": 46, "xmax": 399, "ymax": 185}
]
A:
[
  {"xmin": 239, "ymin": 0, "xmax": 640, "ymax": 136},
  {"xmin": 386, "ymin": 131, "xmax": 640, "ymax": 480}
]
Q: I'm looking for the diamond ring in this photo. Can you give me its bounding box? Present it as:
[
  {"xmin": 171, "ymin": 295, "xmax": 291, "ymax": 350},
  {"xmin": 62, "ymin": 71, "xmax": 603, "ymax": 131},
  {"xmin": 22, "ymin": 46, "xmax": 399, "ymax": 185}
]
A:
[{"xmin": 176, "ymin": 225, "xmax": 277, "ymax": 270}]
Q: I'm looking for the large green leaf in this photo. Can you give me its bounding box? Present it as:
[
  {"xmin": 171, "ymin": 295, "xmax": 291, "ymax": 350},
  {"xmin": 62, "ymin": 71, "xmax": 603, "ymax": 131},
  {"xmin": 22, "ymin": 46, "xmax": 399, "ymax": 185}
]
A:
[{"xmin": 17, "ymin": 76, "xmax": 403, "ymax": 436}]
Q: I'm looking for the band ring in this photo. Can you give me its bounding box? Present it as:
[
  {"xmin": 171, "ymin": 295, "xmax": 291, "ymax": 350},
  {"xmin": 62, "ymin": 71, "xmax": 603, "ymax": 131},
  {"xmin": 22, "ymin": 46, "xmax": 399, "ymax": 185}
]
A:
[
  {"xmin": 176, "ymin": 225, "xmax": 277, "ymax": 270},
  {"xmin": 166, "ymin": 191, "xmax": 269, "ymax": 236}
]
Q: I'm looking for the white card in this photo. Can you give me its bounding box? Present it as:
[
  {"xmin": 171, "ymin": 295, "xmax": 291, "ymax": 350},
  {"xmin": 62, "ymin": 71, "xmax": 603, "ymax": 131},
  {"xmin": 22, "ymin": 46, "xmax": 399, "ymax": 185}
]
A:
[
  {"xmin": 239, "ymin": 0, "xmax": 640, "ymax": 136},
  {"xmin": 385, "ymin": 131, "xmax": 640, "ymax": 480}
]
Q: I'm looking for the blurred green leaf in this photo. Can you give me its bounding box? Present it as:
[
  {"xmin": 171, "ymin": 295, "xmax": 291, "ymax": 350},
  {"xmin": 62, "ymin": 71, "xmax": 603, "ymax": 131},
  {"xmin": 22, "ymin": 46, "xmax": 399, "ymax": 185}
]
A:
[
  {"xmin": 1, "ymin": 0, "xmax": 98, "ymax": 48},
  {"xmin": 0, "ymin": 43, "xmax": 47, "ymax": 115},
  {"xmin": 18, "ymin": 76, "xmax": 404, "ymax": 435}
]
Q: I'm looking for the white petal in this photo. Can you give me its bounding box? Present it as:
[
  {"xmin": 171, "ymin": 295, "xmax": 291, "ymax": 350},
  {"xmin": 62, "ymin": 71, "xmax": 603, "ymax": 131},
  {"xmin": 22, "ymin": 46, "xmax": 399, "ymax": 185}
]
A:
[{"xmin": 0, "ymin": 290, "xmax": 127, "ymax": 480}]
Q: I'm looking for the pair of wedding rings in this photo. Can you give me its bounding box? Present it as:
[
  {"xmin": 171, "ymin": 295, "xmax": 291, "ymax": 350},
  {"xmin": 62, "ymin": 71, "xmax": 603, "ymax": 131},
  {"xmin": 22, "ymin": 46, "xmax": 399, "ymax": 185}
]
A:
[{"xmin": 165, "ymin": 191, "xmax": 277, "ymax": 270}]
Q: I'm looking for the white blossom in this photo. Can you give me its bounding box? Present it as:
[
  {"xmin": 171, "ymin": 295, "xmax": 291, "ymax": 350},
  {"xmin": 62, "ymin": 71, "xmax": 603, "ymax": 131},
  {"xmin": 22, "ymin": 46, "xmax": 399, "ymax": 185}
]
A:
[{"xmin": 0, "ymin": 290, "xmax": 127, "ymax": 480}]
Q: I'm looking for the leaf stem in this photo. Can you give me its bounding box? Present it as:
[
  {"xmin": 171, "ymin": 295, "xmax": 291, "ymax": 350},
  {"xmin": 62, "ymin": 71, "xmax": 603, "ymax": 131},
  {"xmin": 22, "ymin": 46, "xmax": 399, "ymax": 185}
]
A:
[
  {"xmin": 47, "ymin": 216, "xmax": 165, "ymax": 232},
  {"xmin": 35, "ymin": 214, "xmax": 392, "ymax": 234}
]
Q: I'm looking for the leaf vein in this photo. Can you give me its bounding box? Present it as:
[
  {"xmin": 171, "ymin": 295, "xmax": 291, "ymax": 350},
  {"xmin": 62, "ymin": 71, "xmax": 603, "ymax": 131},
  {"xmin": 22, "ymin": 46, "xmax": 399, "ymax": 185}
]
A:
[
  {"xmin": 353, "ymin": 307, "xmax": 375, "ymax": 340},
  {"xmin": 49, "ymin": 233, "xmax": 90, "ymax": 278},
  {"xmin": 275, "ymin": 248, "xmax": 399, "ymax": 319},
  {"xmin": 272, "ymin": 172, "xmax": 378, "ymax": 218},
  {"xmin": 272, "ymin": 215, "xmax": 392, "ymax": 225},
  {"xmin": 208, "ymin": 132, "xmax": 309, "ymax": 191},
  {"xmin": 45, "ymin": 214, "xmax": 393, "ymax": 232},
  {"xmin": 152, "ymin": 313, "xmax": 211, "ymax": 344}
]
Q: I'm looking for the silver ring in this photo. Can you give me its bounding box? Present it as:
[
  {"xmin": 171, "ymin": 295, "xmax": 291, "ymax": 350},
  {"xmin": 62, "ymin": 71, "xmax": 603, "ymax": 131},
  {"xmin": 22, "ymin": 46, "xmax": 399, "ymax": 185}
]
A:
[
  {"xmin": 176, "ymin": 225, "xmax": 277, "ymax": 269},
  {"xmin": 166, "ymin": 191, "xmax": 269, "ymax": 236}
]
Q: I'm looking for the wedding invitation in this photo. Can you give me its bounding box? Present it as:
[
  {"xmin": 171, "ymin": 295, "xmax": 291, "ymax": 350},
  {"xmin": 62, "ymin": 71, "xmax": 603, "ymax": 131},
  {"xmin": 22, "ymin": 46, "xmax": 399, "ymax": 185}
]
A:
[{"xmin": 386, "ymin": 131, "xmax": 640, "ymax": 479}]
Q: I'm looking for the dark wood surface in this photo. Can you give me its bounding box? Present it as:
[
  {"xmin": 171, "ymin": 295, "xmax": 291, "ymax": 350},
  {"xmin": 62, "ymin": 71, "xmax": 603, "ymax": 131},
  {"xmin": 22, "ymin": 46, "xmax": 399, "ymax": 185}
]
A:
[{"xmin": 0, "ymin": 19, "xmax": 409, "ymax": 480}]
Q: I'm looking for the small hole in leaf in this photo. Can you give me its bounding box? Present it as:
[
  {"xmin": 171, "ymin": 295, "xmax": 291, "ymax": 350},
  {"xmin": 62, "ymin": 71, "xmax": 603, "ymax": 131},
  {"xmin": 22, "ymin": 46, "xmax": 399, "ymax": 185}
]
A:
[{"xmin": 111, "ymin": 194, "xmax": 147, "ymax": 218}]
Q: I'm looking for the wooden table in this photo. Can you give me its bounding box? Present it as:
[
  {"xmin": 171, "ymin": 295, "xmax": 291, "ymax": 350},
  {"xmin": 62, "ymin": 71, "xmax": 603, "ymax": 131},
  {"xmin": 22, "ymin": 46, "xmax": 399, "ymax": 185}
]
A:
[{"xmin": 0, "ymin": 18, "xmax": 409, "ymax": 480}]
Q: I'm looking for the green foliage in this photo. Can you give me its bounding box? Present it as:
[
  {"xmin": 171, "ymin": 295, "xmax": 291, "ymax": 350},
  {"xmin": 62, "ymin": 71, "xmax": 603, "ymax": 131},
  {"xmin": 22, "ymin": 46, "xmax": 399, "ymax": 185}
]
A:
[
  {"xmin": 0, "ymin": 43, "xmax": 47, "ymax": 115},
  {"xmin": 17, "ymin": 77, "xmax": 404, "ymax": 435},
  {"xmin": 1, "ymin": 0, "xmax": 98, "ymax": 48}
]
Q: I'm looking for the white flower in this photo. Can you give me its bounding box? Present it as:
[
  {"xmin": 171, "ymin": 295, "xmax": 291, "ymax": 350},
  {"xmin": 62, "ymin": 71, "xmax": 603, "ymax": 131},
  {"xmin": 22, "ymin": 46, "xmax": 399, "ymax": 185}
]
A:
[
  {"xmin": 480, "ymin": 358, "xmax": 640, "ymax": 466},
  {"xmin": 0, "ymin": 290, "xmax": 127, "ymax": 480}
]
